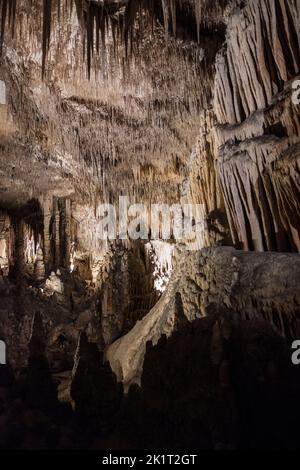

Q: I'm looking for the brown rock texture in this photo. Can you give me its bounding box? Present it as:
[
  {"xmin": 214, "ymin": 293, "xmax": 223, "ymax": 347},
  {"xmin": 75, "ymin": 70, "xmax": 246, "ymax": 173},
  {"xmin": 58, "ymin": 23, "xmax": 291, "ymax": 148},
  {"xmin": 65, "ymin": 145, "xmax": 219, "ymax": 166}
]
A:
[
  {"xmin": 212, "ymin": 0, "xmax": 300, "ymax": 251},
  {"xmin": 0, "ymin": 0, "xmax": 300, "ymax": 451},
  {"xmin": 107, "ymin": 246, "xmax": 300, "ymax": 389}
]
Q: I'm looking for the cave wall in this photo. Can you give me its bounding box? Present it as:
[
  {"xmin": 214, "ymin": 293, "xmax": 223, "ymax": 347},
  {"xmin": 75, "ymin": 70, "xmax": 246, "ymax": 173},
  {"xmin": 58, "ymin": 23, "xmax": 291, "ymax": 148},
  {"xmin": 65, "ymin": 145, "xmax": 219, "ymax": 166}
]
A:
[
  {"xmin": 0, "ymin": 0, "xmax": 300, "ymax": 413},
  {"xmin": 107, "ymin": 245, "xmax": 300, "ymax": 389},
  {"xmin": 0, "ymin": 0, "xmax": 299, "ymax": 256},
  {"xmin": 212, "ymin": 0, "xmax": 300, "ymax": 251}
]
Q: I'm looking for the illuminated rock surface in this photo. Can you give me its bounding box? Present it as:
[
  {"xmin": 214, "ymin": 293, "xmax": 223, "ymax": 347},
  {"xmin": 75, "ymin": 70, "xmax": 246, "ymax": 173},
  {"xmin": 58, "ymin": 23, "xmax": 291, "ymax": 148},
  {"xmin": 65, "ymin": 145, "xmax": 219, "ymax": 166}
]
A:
[{"xmin": 0, "ymin": 0, "xmax": 300, "ymax": 450}]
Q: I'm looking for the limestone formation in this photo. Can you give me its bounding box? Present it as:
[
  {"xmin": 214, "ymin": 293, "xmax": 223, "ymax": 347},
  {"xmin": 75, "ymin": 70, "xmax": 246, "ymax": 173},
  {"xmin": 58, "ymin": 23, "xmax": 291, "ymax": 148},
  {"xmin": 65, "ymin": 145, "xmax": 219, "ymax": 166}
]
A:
[
  {"xmin": 106, "ymin": 247, "xmax": 300, "ymax": 389},
  {"xmin": 0, "ymin": 0, "xmax": 300, "ymax": 451},
  {"xmin": 71, "ymin": 332, "xmax": 122, "ymax": 428},
  {"xmin": 33, "ymin": 247, "xmax": 45, "ymax": 281}
]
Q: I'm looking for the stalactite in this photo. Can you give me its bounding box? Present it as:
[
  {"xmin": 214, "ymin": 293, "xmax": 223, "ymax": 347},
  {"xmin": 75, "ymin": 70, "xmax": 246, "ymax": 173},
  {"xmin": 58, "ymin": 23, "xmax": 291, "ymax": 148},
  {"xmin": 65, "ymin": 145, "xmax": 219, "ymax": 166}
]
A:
[
  {"xmin": 0, "ymin": 0, "xmax": 229, "ymax": 78},
  {"xmin": 161, "ymin": 0, "xmax": 169, "ymax": 38},
  {"xmin": 64, "ymin": 198, "xmax": 71, "ymax": 269},
  {"xmin": 14, "ymin": 216, "xmax": 25, "ymax": 279},
  {"xmin": 0, "ymin": 0, "xmax": 8, "ymax": 55},
  {"xmin": 10, "ymin": 0, "xmax": 16, "ymax": 30},
  {"xmin": 42, "ymin": 0, "xmax": 52, "ymax": 77},
  {"xmin": 195, "ymin": 0, "xmax": 201, "ymax": 42},
  {"xmin": 170, "ymin": 0, "xmax": 176, "ymax": 36},
  {"xmin": 160, "ymin": 0, "xmax": 178, "ymax": 38}
]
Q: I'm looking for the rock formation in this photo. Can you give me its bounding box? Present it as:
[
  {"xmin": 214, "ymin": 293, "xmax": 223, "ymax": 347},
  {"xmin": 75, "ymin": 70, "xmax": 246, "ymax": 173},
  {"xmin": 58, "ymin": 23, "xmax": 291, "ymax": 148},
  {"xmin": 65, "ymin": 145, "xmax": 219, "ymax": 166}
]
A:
[
  {"xmin": 0, "ymin": 0, "xmax": 300, "ymax": 451},
  {"xmin": 107, "ymin": 246, "xmax": 300, "ymax": 389}
]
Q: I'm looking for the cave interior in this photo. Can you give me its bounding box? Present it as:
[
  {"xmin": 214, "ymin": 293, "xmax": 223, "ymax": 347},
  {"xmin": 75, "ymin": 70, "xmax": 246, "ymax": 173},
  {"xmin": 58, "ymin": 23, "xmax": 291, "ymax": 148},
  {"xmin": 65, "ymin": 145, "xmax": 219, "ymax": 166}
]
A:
[{"xmin": 0, "ymin": 0, "xmax": 300, "ymax": 451}]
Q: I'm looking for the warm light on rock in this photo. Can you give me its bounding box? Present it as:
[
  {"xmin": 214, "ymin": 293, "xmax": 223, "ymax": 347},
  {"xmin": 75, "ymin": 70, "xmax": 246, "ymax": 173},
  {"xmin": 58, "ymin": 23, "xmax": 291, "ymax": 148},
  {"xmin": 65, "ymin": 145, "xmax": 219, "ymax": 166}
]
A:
[{"xmin": 0, "ymin": 0, "xmax": 299, "ymax": 452}]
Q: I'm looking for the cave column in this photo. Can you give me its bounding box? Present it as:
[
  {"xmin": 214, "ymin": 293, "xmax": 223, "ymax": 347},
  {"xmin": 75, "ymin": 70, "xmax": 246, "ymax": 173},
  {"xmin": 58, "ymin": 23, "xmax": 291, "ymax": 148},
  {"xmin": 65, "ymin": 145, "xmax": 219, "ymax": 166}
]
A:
[
  {"xmin": 64, "ymin": 198, "xmax": 71, "ymax": 269},
  {"xmin": 14, "ymin": 217, "xmax": 25, "ymax": 279},
  {"xmin": 43, "ymin": 196, "xmax": 52, "ymax": 274},
  {"xmin": 0, "ymin": 212, "xmax": 8, "ymax": 274},
  {"xmin": 54, "ymin": 198, "xmax": 61, "ymax": 269}
]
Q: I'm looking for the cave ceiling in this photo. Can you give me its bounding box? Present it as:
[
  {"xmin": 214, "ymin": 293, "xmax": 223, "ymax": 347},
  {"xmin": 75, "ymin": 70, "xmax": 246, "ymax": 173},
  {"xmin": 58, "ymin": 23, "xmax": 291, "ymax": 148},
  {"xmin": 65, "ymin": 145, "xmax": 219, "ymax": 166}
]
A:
[{"xmin": 0, "ymin": 0, "xmax": 230, "ymax": 208}]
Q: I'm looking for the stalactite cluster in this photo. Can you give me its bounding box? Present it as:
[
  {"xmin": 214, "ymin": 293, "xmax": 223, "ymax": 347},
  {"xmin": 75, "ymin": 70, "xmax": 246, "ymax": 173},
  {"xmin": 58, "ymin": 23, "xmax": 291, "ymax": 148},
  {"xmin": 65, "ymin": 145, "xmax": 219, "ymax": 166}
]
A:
[
  {"xmin": 0, "ymin": 0, "xmax": 233, "ymax": 77},
  {"xmin": 0, "ymin": 0, "xmax": 16, "ymax": 54}
]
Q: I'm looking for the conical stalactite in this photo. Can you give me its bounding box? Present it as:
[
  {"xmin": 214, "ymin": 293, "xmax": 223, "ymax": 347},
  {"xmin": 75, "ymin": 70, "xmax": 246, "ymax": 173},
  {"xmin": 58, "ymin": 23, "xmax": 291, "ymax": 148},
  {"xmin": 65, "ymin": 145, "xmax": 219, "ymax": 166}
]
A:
[
  {"xmin": 0, "ymin": 0, "xmax": 16, "ymax": 54},
  {"xmin": 0, "ymin": 0, "xmax": 16, "ymax": 45},
  {"xmin": 195, "ymin": 0, "xmax": 201, "ymax": 42},
  {"xmin": 42, "ymin": 0, "xmax": 52, "ymax": 77},
  {"xmin": 0, "ymin": 0, "xmax": 8, "ymax": 54},
  {"xmin": 8, "ymin": 0, "xmax": 16, "ymax": 36}
]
